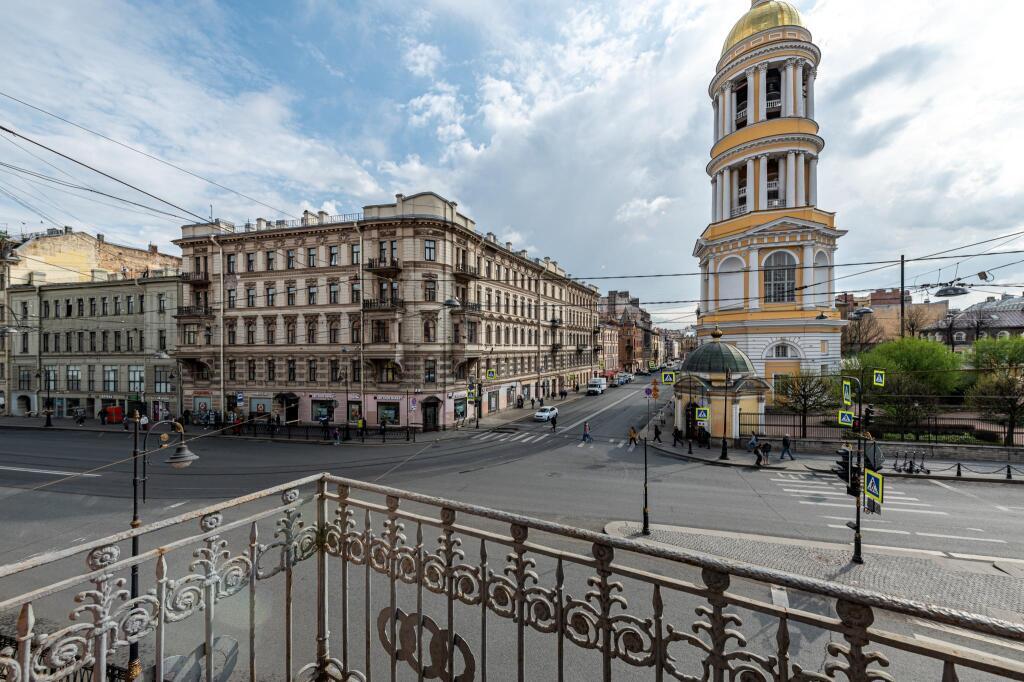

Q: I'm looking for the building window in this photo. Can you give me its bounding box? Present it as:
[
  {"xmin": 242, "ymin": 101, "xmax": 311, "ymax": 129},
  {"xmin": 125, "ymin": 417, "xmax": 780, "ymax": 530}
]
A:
[
  {"xmin": 18, "ymin": 369, "xmax": 31, "ymax": 390},
  {"xmin": 307, "ymin": 322, "xmax": 317, "ymax": 344},
  {"xmin": 266, "ymin": 287, "xmax": 276, "ymax": 306},
  {"xmin": 379, "ymin": 363, "xmax": 397, "ymax": 383},
  {"xmin": 89, "ymin": 298, "xmax": 97, "ymax": 316},
  {"xmin": 139, "ymin": 295, "xmax": 145, "ymax": 313},
  {"xmin": 227, "ymin": 325, "xmax": 237, "ymax": 344},
  {"xmin": 287, "ymin": 249, "xmax": 296, "ymax": 269},
  {"xmin": 77, "ymin": 298, "xmax": 84, "ymax": 316},
  {"xmin": 287, "ymin": 286, "xmax": 296, "ymax": 306},
  {"xmin": 351, "ymin": 283, "xmax": 360, "ymax": 302},
  {"xmin": 113, "ymin": 331, "xmax": 121, "ymax": 352},
  {"xmin": 246, "ymin": 253, "xmax": 255, "ymax": 272},
  {"xmin": 953, "ymin": 332, "xmax": 966, "ymax": 342},
  {"xmin": 266, "ymin": 325, "xmax": 276, "ymax": 344},
  {"xmin": 329, "ymin": 245, "xmax": 339, "ymax": 266},
  {"xmin": 77, "ymin": 331, "xmax": 84, "ymax": 351},
  {"xmin": 351, "ymin": 243, "xmax": 360, "ymax": 265},
  {"xmin": 159, "ymin": 329, "xmax": 167, "ymax": 350},
  {"xmin": 248, "ymin": 360, "xmax": 256, "ymax": 381},
  {"xmin": 329, "ymin": 283, "xmax": 339, "ymax": 304},
  {"xmin": 351, "ymin": 359, "xmax": 361, "ymax": 382},
  {"xmin": 424, "ymin": 239, "xmax": 436, "ymax": 261},
  {"xmin": 128, "ymin": 366, "xmax": 145, "ymax": 392},
  {"xmin": 308, "ymin": 285, "xmax": 318, "ymax": 305},
  {"xmin": 103, "ymin": 366, "xmax": 118, "ymax": 392},
  {"xmin": 423, "ymin": 319, "xmax": 435, "ymax": 342},
  {"xmin": 764, "ymin": 251, "xmax": 797, "ymax": 303},
  {"xmin": 127, "ymin": 295, "xmax": 135, "ymax": 314},
  {"xmin": 266, "ymin": 359, "xmax": 276, "ymax": 381},
  {"xmin": 183, "ymin": 326, "xmax": 197, "ymax": 345},
  {"xmin": 425, "ymin": 280, "xmax": 436, "ymax": 302},
  {"xmin": 351, "ymin": 320, "xmax": 361, "ymax": 343},
  {"xmin": 773, "ymin": 344, "xmax": 790, "ymax": 358},
  {"xmin": 247, "ymin": 288, "xmax": 256, "ymax": 307},
  {"xmin": 42, "ymin": 334, "xmax": 49, "ymax": 353},
  {"xmin": 101, "ymin": 297, "xmax": 109, "ymax": 315},
  {"xmin": 286, "ymin": 323, "xmax": 296, "ymax": 344},
  {"xmin": 424, "ymin": 359, "xmax": 436, "ymax": 383},
  {"xmin": 329, "ymin": 322, "xmax": 339, "ymax": 344},
  {"xmin": 226, "ymin": 289, "xmax": 236, "ymax": 309},
  {"xmin": 226, "ymin": 254, "xmax": 236, "ymax": 273},
  {"xmin": 158, "ymin": 293, "xmax": 166, "ymax": 312},
  {"xmin": 307, "ymin": 247, "xmax": 317, "ymax": 268},
  {"xmin": 66, "ymin": 366, "xmax": 82, "ymax": 391},
  {"xmin": 266, "ymin": 251, "xmax": 276, "ymax": 271},
  {"xmin": 372, "ymin": 320, "xmax": 389, "ymax": 343},
  {"xmin": 126, "ymin": 331, "xmax": 134, "ymax": 351},
  {"xmin": 307, "ymin": 359, "xmax": 317, "ymax": 382},
  {"xmin": 155, "ymin": 367, "xmax": 171, "ymax": 393},
  {"xmin": 246, "ymin": 323, "xmax": 256, "ymax": 344},
  {"xmin": 287, "ymin": 359, "xmax": 296, "ymax": 381},
  {"xmin": 42, "ymin": 301, "xmax": 49, "ymax": 318},
  {"xmin": 228, "ymin": 359, "xmax": 237, "ymax": 381},
  {"xmin": 329, "ymin": 359, "xmax": 341, "ymax": 381}
]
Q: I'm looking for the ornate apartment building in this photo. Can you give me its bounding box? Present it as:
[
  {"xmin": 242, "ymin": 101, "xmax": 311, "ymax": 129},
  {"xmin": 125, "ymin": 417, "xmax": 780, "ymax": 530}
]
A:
[{"xmin": 172, "ymin": 192, "xmax": 600, "ymax": 429}]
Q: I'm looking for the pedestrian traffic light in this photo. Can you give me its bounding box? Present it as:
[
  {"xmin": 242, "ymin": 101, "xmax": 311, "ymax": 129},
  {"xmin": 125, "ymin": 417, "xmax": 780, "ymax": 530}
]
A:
[
  {"xmin": 834, "ymin": 447, "xmax": 861, "ymax": 495},
  {"xmin": 863, "ymin": 404, "xmax": 875, "ymax": 430}
]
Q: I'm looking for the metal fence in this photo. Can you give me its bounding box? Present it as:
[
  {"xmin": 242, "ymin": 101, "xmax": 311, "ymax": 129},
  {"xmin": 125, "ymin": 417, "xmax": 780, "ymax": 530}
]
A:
[
  {"xmin": 2, "ymin": 473, "xmax": 1023, "ymax": 681},
  {"xmin": 218, "ymin": 421, "xmax": 420, "ymax": 441},
  {"xmin": 740, "ymin": 411, "xmax": 1023, "ymax": 446}
]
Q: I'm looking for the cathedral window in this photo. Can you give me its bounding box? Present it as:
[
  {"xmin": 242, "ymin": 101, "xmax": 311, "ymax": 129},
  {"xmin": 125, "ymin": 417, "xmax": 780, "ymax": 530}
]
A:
[{"xmin": 764, "ymin": 251, "xmax": 796, "ymax": 303}]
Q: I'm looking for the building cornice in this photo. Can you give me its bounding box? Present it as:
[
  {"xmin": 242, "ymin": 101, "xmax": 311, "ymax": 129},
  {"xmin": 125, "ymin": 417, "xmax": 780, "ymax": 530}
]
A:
[
  {"xmin": 711, "ymin": 41, "xmax": 820, "ymax": 96},
  {"xmin": 707, "ymin": 133, "xmax": 823, "ymax": 175}
]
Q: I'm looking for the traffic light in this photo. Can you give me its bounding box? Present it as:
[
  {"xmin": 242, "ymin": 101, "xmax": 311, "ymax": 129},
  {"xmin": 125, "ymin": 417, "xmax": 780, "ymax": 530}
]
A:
[
  {"xmin": 863, "ymin": 404, "xmax": 875, "ymax": 430},
  {"xmin": 833, "ymin": 447, "xmax": 861, "ymax": 496}
]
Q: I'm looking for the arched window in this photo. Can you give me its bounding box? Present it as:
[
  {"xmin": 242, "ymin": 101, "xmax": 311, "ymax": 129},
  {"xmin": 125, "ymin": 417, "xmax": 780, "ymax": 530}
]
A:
[
  {"xmin": 504, "ymin": 327, "xmax": 510, "ymax": 345},
  {"xmin": 486, "ymin": 325, "xmax": 493, "ymax": 345},
  {"xmin": 329, "ymin": 322, "xmax": 339, "ymax": 344},
  {"xmin": 764, "ymin": 251, "xmax": 797, "ymax": 303},
  {"xmin": 717, "ymin": 256, "xmax": 745, "ymax": 310},
  {"xmin": 286, "ymin": 323, "xmax": 296, "ymax": 345},
  {"xmin": 246, "ymin": 323, "xmax": 256, "ymax": 344},
  {"xmin": 423, "ymin": 319, "xmax": 435, "ymax": 342},
  {"xmin": 813, "ymin": 251, "xmax": 830, "ymax": 306},
  {"xmin": 307, "ymin": 322, "xmax": 317, "ymax": 344},
  {"xmin": 997, "ymin": 330, "xmax": 1010, "ymax": 339},
  {"xmin": 351, "ymin": 320, "xmax": 361, "ymax": 343},
  {"xmin": 772, "ymin": 343, "xmax": 796, "ymax": 358}
]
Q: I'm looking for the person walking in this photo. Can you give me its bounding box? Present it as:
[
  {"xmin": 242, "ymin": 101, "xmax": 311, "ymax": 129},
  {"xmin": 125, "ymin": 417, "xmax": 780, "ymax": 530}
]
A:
[
  {"xmin": 672, "ymin": 427, "xmax": 681, "ymax": 447},
  {"xmin": 331, "ymin": 426, "xmax": 341, "ymax": 445},
  {"xmin": 530, "ymin": 397, "xmax": 536, "ymax": 410},
  {"xmin": 653, "ymin": 424, "xmax": 663, "ymax": 443},
  {"xmin": 582, "ymin": 421, "xmax": 592, "ymax": 443},
  {"xmin": 746, "ymin": 431, "xmax": 758, "ymax": 452},
  {"xmin": 550, "ymin": 414, "xmax": 558, "ymax": 432},
  {"xmin": 780, "ymin": 434, "xmax": 795, "ymax": 461},
  {"xmin": 628, "ymin": 426, "xmax": 639, "ymax": 446}
]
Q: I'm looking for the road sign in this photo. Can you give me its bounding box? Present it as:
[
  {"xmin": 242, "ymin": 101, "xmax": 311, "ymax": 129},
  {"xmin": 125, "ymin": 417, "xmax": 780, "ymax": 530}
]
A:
[
  {"xmin": 652, "ymin": 385, "xmax": 660, "ymax": 399},
  {"xmin": 486, "ymin": 369, "xmax": 497, "ymax": 380},
  {"xmin": 467, "ymin": 389, "xmax": 476, "ymax": 400},
  {"xmin": 236, "ymin": 392, "xmax": 244, "ymax": 406},
  {"xmin": 695, "ymin": 407, "xmax": 709, "ymax": 423},
  {"xmin": 662, "ymin": 371, "xmax": 676, "ymax": 384},
  {"xmin": 838, "ymin": 410, "xmax": 855, "ymax": 427},
  {"xmin": 873, "ymin": 369, "xmax": 886, "ymax": 387},
  {"xmin": 644, "ymin": 387, "xmax": 653, "ymax": 397},
  {"xmin": 648, "ymin": 360, "xmax": 656, "ymax": 369},
  {"xmin": 842, "ymin": 379, "xmax": 852, "ymax": 406},
  {"xmin": 864, "ymin": 469, "xmax": 884, "ymax": 504}
]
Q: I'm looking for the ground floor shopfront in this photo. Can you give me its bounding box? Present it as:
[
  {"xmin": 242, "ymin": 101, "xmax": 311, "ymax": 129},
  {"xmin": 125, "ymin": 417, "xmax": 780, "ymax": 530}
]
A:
[{"xmin": 7, "ymin": 391, "xmax": 175, "ymax": 421}]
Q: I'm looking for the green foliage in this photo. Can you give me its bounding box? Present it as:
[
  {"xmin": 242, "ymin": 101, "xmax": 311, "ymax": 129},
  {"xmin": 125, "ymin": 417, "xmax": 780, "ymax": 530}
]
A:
[
  {"xmin": 858, "ymin": 337, "xmax": 962, "ymax": 398},
  {"xmin": 775, "ymin": 374, "xmax": 836, "ymax": 437},
  {"xmin": 971, "ymin": 336, "xmax": 1024, "ymax": 370},
  {"xmin": 966, "ymin": 372, "xmax": 1024, "ymax": 445}
]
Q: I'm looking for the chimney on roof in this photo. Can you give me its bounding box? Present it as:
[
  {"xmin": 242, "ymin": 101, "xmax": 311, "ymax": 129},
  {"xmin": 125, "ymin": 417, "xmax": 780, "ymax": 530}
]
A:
[
  {"xmin": 96, "ymin": 233, "xmax": 105, "ymax": 244},
  {"xmin": 987, "ymin": 296, "xmax": 996, "ymax": 303},
  {"xmin": 318, "ymin": 210, "xmax": 329, "ymax": 223},
  {"xmin": 395, "ymin": 194, "xmax": 405, "ymax": 214},
  {"xmin": 148, "ymin": 244, "xmax": 158, "ymax": 254},
  {"xmin": 505, "ymin": 241, "xmax": 512, "ymax": 250},
  {"xmin": 63, "ymin": 226, "xmax": 72, "ymax": 234}
]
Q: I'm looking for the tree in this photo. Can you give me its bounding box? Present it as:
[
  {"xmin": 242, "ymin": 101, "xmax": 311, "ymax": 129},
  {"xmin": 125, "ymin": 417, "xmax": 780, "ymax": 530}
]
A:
[
  {"xmin": 858, "ymin": 338, "xmax": 962, "ymax": 437},
  {"xmin": 841, "ymin": 314, "xmax": 885, "ymax": 356},
  {"xmin": 774, "ymin": 373, "xmax": 836, "ymax": 437},
  {"xmin": 967, "ymin": 373, "xmax": 1024, "ymax": 445},
  {"xmin": 903, "ymin": 305, "xmax": 936, "ymax": 338},
  {"xmin": 971, "ymin": 336, "xmax": 1024, "ymax": 370}
]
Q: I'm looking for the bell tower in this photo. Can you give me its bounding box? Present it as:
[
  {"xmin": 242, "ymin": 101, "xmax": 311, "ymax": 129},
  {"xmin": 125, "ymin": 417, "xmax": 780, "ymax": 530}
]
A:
[{"xmin": 695, "ymin": 0, "xmax": 845, "ymax": 387}]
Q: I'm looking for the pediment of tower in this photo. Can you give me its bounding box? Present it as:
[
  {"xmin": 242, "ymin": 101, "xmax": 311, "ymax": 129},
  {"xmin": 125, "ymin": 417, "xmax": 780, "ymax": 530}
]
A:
[{"xmin": 693, "ymin": 214, "xmax": 846, "ymax": 258}]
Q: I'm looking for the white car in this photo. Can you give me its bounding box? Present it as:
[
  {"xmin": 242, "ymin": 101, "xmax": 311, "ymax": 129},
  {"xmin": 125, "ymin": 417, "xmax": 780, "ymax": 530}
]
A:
[{"xmin": 533, "ymin": 406, "xmax": 559, "ymax": 421}]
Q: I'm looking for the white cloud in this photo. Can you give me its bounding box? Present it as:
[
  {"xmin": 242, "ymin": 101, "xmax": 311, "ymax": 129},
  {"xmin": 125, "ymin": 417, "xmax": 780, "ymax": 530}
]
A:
[
  {"xmin": 403, "ymin": 42, "xmax": 443, "ymax": 78},
  {"xmin": 615, "ymin": 196, "xmax": 676, "ymax": 222}
]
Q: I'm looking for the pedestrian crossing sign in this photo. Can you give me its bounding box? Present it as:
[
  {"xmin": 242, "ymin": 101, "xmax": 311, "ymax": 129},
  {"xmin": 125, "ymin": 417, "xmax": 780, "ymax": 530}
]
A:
[
  {"xmin": 662, "ymin": 371, "xmax": 676, "ymax": 384},
  {"xmin": 864, "ymin": 469, "xmax": 884, "ymax": 504},
  {"xmin": 486, "ymin": 369, "xmax": 497, "ymax": 380},
  {"xmin": 695, "ymin": 407, "xmax": 710, "ymax": 423},
  {"xmin": 467, "ymin": 389, "xmax": 476, "ymax": 400},
  {"xmin": 873, "ymin": 369, "xmax": 886, "ymax": 387},
  {"xmin": 842, "ymin": 379, "xmax": 852, "ymax": 406},
  {"xmin": 838, "ymin": 410, "xmax": 855, "ymax": 427}
]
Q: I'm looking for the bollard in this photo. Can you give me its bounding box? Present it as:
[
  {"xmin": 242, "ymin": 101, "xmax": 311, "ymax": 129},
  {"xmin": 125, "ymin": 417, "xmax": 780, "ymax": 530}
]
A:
[
  {"xmin": 956, "ymin": 462, "xmax": 962, "ymax": 477},
  {"xmin": 406, "ymin": 427, "xmax": 410, "ymax": 442},
  {"xmin": 1008, "ymin": 464, "xmax": 1013, "ymax": 480},
  {"xmin": 687, "ymin": 440, "xmax": 693, "ymax": 454}
]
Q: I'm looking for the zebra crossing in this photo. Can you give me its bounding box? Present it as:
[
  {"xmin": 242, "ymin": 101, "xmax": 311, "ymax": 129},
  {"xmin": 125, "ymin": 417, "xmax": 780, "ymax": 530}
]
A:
[{"xmin": 468, "ymin": 430, "xmax": 638, "ymax": 450}]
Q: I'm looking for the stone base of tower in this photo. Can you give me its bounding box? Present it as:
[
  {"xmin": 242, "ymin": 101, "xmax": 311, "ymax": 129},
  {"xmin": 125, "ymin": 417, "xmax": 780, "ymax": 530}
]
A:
[{"xmin": 696, "ymin": 320, "xmax": 842, "ymax": 400}]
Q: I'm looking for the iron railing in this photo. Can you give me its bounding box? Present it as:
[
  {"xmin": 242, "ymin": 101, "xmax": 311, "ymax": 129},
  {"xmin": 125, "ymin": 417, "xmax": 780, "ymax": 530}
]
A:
[
  {"xmin": 174, "ymin": 305, "xmax": 213, "ymax": 317},
  {"xmin": 2, "ymin": 474, "xmax": 1022, "ymax": 681},
  {"xmin": 362, "ymin": 298, "xmax": 405, "ymax": 312}
]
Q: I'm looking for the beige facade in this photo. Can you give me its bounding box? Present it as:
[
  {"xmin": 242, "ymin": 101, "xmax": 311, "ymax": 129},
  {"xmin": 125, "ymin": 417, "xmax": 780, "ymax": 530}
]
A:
[
  {"xmin": 0, "ymin": 228, "xmax": 180, "ymax": 414},
  {"xmin": 172, "ymin": 192, "xmax": 600, "ymax": 428},
  {"xmin": 596, "ymin": 322, "xmax": 620, "ymax": 376},
  {"xmin": 6, "ymin": 271, "xmax": 182, "ymax": 418}
]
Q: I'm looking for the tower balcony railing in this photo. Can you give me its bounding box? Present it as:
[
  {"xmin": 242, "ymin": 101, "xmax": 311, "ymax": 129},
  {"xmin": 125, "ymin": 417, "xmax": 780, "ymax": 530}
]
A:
[
  {"xmin": 1, "ymin": 473, "xmax": 1020, "ymax": 682},
  {"xmin": 730, "ymin": 205, "xmax": 748, "ymax": 218},
  {"xmin": 766, "ymin": 180, "xmax": 779, "ymax": 191},
  {"xmin": 767, "ymin": 198, "xmax": 787, "ymax": 209},
  {"xmin": 734, "ymin": 109, "xmax": 747, "ymax": 123},
  {"xmin": 766, "ymin": 97, "xmax": 782, "ymax": 111}
]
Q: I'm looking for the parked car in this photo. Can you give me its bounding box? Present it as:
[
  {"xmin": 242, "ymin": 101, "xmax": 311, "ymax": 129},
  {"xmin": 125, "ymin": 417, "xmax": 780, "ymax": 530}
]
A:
[{"xmin": 533, "ymin": 406, "xmax": 559, "ymax": 421}]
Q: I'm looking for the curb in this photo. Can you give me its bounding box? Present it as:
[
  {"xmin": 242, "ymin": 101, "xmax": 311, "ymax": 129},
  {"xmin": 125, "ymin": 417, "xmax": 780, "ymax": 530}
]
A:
[
  {"xmin": 802, "ymin": 464, "xmax": 1022, "ymax": 484},
  {"xmin": 651, "ymin": 442, "xmax": 787, "ymax": 470}
]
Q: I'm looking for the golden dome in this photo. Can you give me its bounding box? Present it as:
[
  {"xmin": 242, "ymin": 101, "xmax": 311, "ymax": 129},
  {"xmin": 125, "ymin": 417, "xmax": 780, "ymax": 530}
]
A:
[{"xmin": 721, "ymin": 1, "xmax": 804, "ymax": 57}]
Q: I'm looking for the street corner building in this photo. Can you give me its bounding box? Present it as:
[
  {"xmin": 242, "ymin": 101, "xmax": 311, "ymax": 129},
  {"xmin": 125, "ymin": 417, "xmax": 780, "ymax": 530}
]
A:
[
  {"xmin": 695, "ymin": 0, "xmax": 846, "ymax": 393},
  {"xmin": 172, "ymin": 192, "xmax": 600, "ymax": 430}
]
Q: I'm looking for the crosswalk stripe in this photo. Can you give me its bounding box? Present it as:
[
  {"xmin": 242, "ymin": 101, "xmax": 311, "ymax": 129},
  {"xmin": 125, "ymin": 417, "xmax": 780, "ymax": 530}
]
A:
[
  {"xmin": 498, "ymin": 435, "xmax": 511, "ymax": 441},
  {"xmin": 534, "ymin": 434, "xmax": 548, "ymax": 442},
  {"xmin": 827, "ymin": 524, "xmax": 909, "ymax": 535},
  {"xmin": 479, "ymin": 433, "xmax": 497, "ymax": 441},
  {"xmin": 616, "ymin": 441, "xmax": 625, "ymax": 449},
  {"xmin": 510, "ymin": 434, "xmax": 527, "ymax": 442},
  {"xmin": 471, "ymin": 432, "xmax": 487, "ymax": 440},
  {"xmin": 577, "ymin": 442, "xmax": 585, "ymax": 448}
]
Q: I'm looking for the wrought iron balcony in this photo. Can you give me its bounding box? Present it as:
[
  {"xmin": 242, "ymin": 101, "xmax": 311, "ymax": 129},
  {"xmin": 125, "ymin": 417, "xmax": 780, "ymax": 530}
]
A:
[
  {"xmin": 450, "ymin": 302, "xmax": 482, "ymax": 316},
  {"xmin": 550, "ymin": 318, "xmax": 563, "ymax": 327},
  {"xmin": 453, "ymin": 263, "xmax": 480, "ymax": 280},
  {"xmin": 1, "ymin": 473, "xmax": 1019, "ymax": 682},
  {"xmin": 362, "ymin": 298, "xmax": 405, "ymax": 312},
  {"xmin": 180, "ymin": 271, "xmax": 209, "ymax": 283},
  {"xmin": 550, "ymin": 341, "xmax": 563, "ymax": 351},
  {"xmin": 174, "ymin": 305, "xmax": 213, "ymax": 317},
  {"xmin": 575, "ymin": 344, "xmax": 588, "ymax": 352},
  {"xmin": 364, "ymin": 258, "xmax": 402, "ymax": 276}
]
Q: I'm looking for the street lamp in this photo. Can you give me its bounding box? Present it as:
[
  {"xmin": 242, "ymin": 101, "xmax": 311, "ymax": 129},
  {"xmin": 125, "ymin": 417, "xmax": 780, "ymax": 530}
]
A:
[
  {"xmin": 341, "ymin": 347, "xmax": 351, "ymax": 441},
  {"xmin": 35, "ymin": 370, "xmax": 52, "ymax": 427},
  {"xmin": 153, "ymin": 351, "xmax": 182, "ymax": 418},
  {"xmin": 126, "ymin": 415, "xmax": 197, "ymax": 677}
]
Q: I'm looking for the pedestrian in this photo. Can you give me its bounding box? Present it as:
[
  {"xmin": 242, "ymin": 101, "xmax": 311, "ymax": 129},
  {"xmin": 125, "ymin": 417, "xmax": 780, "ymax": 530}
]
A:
[
  {"xmin": 672, "ymin": 427, "xmax": 681, "ymax": 447},
  {"xmin": 780, "ymin": 434, "xmax": 795, "ymax": 461},
  {"xmin": 551, "ymin": 414, "xmax": 557, "ymax": 432},
  {"xmin": 140, "ymin": 414, "xmax": 150, "ymax": 431},
  {"xmin": 582, "ymin": 421, "xmax": 592, "ymax": 443},
  {"xmin": 98, "ymin": 409, "xmax": 107, "ymax": 425},
  {"xmin": 123, "ymin": 415, "xmax": 130, "ymax": 431},
  {"xmin": 182, "ymin": 408, "xmax": 191, "ymax": 425},
  {"xmin": 380, "ymin": 417, "xmax": 387, "ymax": 435},
  {"xmin": 653, "ymin": 424, "xmax": 663, "ymax": 443},
  {"xmin": 539, "ymin": 397, "xmax": 544, "ymax": 408},
  {"xmin": 628, "ymin": 426, "xmax": 639, "ymax": 446},
  {"xmin": 747, "ymin": 431, "xmax": 758, "ymax": 452},
  {"xmin": 331, "ymin": 427, "xmax": 341, "ymax": 445},
  {"xmin": 530, "ymin": 398, "xmax": 536, "ymax": 410}
]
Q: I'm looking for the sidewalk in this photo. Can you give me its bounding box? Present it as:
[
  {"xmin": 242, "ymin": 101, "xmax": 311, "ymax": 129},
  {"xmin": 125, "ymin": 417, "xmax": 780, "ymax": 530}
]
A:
[{"xmin": 605, "ymin": 521, "xmax": 1024, "ymax": 621}]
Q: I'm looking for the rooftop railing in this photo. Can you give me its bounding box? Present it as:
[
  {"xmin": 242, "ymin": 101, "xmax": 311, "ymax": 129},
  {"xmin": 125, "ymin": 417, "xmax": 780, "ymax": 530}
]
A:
[{"xmin": 1, "ymin": 474, "xmax": 1022, "ymax": 681}]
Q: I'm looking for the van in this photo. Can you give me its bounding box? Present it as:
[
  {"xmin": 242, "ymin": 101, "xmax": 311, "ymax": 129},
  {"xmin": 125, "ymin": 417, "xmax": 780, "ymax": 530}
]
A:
[{"xmin": 587, "ymin": 379, "xmax": 605, "ymax": 395}]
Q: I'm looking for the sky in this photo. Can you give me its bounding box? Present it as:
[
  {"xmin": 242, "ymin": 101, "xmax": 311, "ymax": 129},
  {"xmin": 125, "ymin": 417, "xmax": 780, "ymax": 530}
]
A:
[{"xmin": 2, "ymin": 0, "xmax": 1023, "ymax": 329}]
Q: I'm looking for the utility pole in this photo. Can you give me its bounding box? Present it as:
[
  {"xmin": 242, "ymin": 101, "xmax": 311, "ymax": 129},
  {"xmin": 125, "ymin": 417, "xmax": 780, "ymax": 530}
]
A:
[
  {"xmin": 642, "ymin": 436, "xmax": 650, "ymax": 535},
  {"xmin": 900, "ymin": 254, "xmax": 906, "ymax": 338}
]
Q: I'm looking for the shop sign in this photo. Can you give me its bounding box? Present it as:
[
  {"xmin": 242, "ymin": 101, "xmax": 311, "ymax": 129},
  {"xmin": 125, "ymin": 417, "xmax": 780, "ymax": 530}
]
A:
[
  {"xmin": 311, "ymin": 393, "xmax": 336, "ymax": 399},
  {"xmin": 374, "ymin": 395, "xmax": 403, "ymax": 401}
]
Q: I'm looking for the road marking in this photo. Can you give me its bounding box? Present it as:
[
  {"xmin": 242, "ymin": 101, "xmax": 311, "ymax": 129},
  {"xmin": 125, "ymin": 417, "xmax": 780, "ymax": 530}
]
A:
[
  {"xmin": 616, "ymin": 441, "xmax": 625, "ymax": 449},
  {"xmin": 884, "ymin": 508, "xmax": 948, "ymax": 515},
  {"xmin": 799, "ymin": 501, "xmax": 849, "ymax": 508},
  {"xmin": 471, "ymin": 432, "xmax": 487, "ymax": 440},
  {"xmin": 562, "ymin": 391, "xmax": 638, "ymax": 431},
  {"xmin": 0, "ymin": 464, "xmax": 100, "ymax": 478},
  {"xmin": 577, "ymin": 442, "xmax": 586, "ymax": 448},
  {"xmin": 164, "ymin": 501, "xmax": 188, "ymax": 510},
  {"xmin": 534, "ymin": 434, "xmax": 548, "ymax": 442},
  {"xmin": 883, "ymin": 500, "xmax": 930, "ymax": 507},
  {"xmin": 995, "ymin": 505, "xmax": 1024, "ymax": 512},
  {"xmin": 915, "ymin": 532, "xmax": 1006, "ymax": 544},
  {"xmin": 821, "ymin": 515, "xmax": 893, "ymax": 524},
  {"xmin": 480, "ymin": 433, "xmax": 497, "ymax": 441},
  {"xmin": 966, "ymin": 528, "xmax": 985, "ymax": 532},
  {"xmin": 827, "ymin": 524, "xmax": 909, "ymax": 535},
  {"xmin": 509, "ymin": 434, "xmax": 527, "ymax": 442},
  {"xmin": 772, "ymin": 478, "xmax": 838, "ymax": 485},
  {"xmin": 784, "ymin": 488, "xmax": 847, "ymax": 496}
]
